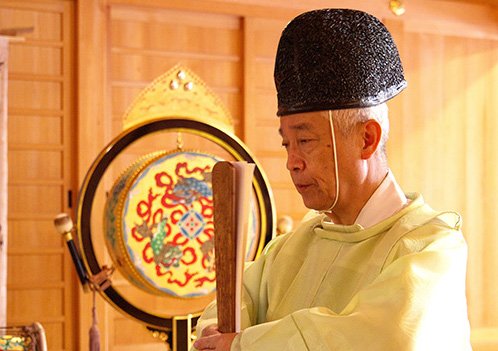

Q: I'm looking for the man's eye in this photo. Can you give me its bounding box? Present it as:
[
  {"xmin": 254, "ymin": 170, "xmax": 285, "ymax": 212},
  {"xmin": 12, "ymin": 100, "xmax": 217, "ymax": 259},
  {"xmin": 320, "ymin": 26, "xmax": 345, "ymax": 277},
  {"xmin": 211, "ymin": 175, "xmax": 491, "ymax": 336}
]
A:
[{"xmin": 281, "ymin": 142, "xmax": 289, "ymax": 149}]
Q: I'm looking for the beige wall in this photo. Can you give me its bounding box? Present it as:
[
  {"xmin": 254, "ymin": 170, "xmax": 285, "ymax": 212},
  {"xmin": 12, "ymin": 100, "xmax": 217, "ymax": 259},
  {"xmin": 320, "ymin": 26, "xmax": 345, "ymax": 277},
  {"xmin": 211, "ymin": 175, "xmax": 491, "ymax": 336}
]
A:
[{"xmin": 3, "ymin": 0, "xmax": 498, "ymax": 350}]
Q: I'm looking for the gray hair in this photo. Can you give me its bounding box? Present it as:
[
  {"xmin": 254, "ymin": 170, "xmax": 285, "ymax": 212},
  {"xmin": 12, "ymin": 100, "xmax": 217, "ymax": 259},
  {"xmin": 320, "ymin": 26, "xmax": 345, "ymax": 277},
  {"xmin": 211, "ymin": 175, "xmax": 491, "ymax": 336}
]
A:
[{"xmin": 329, "ymin": 103, "xmax": 390, "ymax": 165}]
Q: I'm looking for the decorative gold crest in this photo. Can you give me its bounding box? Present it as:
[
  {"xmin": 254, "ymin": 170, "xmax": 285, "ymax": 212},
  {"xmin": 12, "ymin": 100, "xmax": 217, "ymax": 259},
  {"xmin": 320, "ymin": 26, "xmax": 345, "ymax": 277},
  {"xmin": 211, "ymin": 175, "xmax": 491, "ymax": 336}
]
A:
[{"xmin": 122, "ymin": 64, "xmax": 234, "ymax": 132}]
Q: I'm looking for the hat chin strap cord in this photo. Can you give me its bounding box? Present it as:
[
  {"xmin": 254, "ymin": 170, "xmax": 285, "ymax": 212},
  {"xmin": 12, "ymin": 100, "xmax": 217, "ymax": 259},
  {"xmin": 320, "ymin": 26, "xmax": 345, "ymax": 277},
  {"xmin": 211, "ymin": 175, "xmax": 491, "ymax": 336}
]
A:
[{"xmin": 318, "ymin": 110, "xmax": 340, "ymax": 214}]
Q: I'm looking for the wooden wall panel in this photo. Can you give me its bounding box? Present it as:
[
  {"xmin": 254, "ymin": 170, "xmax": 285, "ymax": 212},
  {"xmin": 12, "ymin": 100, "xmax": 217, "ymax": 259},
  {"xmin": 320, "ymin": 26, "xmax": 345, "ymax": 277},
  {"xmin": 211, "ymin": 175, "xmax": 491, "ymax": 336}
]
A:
[
  {"xmin": 8, "ymin": 185, "xmax": 62, "ymax": 214},
  {"xmin": 8, "ymin": 115, "xmax": 62, "ymax": 145},
  {"xmin": 7, "ymin": 288, "xmax": 64, "ymax": 322},
  {"xmin": 7, "ymin": 287, "xmax": 66, "ymax": 348},
  {"xmin": 384, "ymin": 17, "xmax": 498, "ymax": 349},
  {"xmin": 8, "ymin": 150, "xmax": 62, "ymax": 180},
  {"xmin": 9, "ymin": 46, "xmax": 62, "ymax": 76},
  {"xmin": 110, "ymin": 6, "xmax": 243, "ymax": 137},
  {"xmin": 0, "ymin": 5, "xmax": 62, "ymax": 41},
  {"xmin": 7, "ymin": 219, "xmax": 61, "ymax": 250},
  {"xmin": 8, "ymin": 254, "xmax": 64, "ymax": 284},
  {"xmin": 2, "ymin": 1, "xmax": 76, "ymax": 351},
  {"xmin": 8, "ymin": 81, "xmax": 62, "ymax": 110}
]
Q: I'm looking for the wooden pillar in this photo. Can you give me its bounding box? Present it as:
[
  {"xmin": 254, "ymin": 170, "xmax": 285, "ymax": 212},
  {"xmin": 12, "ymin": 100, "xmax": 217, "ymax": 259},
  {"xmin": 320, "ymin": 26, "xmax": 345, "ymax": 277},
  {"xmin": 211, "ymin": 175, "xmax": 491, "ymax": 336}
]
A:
[
  {"xmin": 0, "ymin": 36, "xmax": 9, "ymax": 327},
  {"xmin": 77, "ymin": 0, "xmax": 111, "ymax": 350}
]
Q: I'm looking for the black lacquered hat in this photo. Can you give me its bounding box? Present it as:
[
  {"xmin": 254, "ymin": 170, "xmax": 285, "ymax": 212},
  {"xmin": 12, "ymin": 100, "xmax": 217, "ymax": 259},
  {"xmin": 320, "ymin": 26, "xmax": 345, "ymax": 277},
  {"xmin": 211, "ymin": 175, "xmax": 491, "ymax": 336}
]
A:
[{"xmin": 274, "ymin": 9, "xmax": 407, "ymax": 116}]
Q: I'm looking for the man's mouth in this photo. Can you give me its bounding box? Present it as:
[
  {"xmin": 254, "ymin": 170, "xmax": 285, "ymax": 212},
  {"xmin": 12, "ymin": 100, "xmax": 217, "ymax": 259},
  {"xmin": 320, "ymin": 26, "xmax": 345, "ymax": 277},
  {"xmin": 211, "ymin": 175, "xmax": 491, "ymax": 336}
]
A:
[{"xmin": 294, "ymin": 183, "xmax": 311, "ymax": 192}]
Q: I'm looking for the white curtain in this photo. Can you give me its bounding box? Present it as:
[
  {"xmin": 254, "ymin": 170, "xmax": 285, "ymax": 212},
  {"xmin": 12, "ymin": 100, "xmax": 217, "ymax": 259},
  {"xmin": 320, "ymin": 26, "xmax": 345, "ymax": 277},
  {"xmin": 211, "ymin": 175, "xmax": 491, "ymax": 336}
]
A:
[{"xmin": 0, "ymin": 36, "xmax": 8, "ymax": 326}]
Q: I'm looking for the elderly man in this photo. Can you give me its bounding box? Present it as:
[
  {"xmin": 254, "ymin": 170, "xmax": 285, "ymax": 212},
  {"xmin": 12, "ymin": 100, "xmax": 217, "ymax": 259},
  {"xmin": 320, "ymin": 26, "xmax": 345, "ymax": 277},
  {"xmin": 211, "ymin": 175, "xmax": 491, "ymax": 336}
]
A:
[{"xmin": 193, "ymin": 8, "xmax": 471, "ymax": 351}]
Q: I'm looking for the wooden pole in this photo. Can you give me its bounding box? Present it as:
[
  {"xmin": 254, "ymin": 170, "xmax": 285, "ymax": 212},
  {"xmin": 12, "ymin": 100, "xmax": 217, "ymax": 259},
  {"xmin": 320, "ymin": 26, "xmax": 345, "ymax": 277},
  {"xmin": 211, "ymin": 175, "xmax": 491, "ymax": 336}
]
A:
[{"xmin": 212, "ymin": 161, "xmax": 237, "ymax": 333}]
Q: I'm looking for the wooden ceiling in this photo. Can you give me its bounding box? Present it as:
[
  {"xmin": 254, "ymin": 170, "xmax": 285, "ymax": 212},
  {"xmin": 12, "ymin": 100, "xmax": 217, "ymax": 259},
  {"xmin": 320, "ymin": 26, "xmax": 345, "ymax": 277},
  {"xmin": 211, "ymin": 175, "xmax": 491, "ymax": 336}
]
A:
[{"xmin": 441, "ymin": 0, "xmax": 498, "ymax": 7}]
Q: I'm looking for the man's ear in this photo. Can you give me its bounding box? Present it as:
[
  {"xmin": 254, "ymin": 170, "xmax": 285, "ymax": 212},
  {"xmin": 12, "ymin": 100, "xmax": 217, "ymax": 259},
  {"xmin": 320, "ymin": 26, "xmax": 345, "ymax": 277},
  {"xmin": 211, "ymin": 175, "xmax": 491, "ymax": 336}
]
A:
[{"xmin": 360, "ymin": 119, "xmax": 382, "ymax": 159}]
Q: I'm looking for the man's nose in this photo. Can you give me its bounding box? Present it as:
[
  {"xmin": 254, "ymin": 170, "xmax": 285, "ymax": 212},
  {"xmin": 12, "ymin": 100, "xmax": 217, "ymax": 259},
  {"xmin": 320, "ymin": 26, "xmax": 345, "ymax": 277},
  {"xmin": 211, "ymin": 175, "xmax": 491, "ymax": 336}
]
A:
[{"xmin": 286, "ymin": 151, "xmax": 305, "ymax": 171}]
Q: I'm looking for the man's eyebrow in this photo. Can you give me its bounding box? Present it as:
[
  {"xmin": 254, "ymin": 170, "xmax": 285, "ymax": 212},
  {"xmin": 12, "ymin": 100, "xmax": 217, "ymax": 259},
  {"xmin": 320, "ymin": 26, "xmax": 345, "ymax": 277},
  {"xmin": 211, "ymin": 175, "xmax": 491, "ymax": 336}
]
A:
[{"xmin": 278, "ymin": 122, "xmax": 314, "ymax": 136}]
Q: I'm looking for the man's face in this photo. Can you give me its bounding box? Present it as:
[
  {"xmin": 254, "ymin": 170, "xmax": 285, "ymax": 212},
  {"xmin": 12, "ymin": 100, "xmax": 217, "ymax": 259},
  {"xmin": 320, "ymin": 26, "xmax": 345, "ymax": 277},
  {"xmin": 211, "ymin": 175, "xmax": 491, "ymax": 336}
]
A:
[{"xmin": 279, "ymin": 111, "xmax": 344, "ymax": 211}]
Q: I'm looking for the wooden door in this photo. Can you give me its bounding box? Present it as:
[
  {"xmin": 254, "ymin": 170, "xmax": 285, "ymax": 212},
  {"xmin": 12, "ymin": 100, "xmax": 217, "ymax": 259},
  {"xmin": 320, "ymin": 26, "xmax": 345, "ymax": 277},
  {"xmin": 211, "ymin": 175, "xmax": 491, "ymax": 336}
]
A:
[{"xmin": 1, "ymin": 1, "xmax": 77, "ymax": 350}]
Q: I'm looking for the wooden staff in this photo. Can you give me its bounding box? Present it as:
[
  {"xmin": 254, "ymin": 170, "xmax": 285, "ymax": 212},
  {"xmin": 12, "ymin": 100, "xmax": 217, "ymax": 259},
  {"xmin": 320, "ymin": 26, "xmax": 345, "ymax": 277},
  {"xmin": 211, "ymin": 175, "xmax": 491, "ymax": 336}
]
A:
[
  {"xmin": 212, "ymin": 161, "xmax": 237, "ymax": 333},
  {"xmin": 212, "ymin": 161, "xmax": 254, "ymax": 333}
]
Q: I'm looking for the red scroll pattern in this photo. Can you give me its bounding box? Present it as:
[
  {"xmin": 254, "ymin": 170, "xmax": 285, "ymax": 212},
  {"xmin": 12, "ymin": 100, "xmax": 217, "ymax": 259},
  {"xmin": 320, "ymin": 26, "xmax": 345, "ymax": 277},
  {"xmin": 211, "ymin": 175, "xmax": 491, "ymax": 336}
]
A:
[{"xmin": 123, "ymin": 152, "xmax": 219, "ymax": 298}]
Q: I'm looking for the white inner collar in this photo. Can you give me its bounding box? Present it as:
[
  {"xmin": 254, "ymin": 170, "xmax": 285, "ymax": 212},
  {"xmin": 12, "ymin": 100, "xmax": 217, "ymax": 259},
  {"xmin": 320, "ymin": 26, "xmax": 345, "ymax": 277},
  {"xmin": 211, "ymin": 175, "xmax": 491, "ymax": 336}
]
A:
[{"xmin": 352, "ymin": 170, "xmax": 408, "ymax": 229}]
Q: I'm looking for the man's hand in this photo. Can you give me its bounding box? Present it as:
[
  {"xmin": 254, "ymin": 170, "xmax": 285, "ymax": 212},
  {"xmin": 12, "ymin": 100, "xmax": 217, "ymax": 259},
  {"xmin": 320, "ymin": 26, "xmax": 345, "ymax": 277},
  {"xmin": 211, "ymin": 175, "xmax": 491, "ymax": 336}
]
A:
[{"xmin": 193, "ymin": 325, "xmax": 237, "ymax": 351}]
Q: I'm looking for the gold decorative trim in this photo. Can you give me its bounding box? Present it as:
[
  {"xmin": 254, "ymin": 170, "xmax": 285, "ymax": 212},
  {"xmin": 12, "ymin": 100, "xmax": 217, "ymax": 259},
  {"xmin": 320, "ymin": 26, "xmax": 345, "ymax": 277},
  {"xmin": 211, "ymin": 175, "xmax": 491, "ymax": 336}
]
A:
[{"xmin": 122, "ymin": 64, "xmax": 234, "ymax": 132}]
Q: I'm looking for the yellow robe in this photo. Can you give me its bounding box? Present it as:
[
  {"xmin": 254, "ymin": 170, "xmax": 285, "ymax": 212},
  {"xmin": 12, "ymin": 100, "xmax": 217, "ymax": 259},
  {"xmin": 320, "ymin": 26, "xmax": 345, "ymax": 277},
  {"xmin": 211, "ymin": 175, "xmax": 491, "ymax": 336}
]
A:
[{"xmin": 194, "ymin": 194, "xmax": 472, "ymax": 350}]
